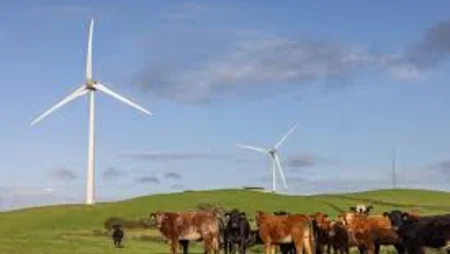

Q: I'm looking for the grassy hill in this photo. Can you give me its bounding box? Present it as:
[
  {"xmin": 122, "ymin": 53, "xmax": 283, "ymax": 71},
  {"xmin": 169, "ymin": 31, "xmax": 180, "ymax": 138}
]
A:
[{"xmin": 1, "ymin": 188, "xmax": 450, "ymax": 254}]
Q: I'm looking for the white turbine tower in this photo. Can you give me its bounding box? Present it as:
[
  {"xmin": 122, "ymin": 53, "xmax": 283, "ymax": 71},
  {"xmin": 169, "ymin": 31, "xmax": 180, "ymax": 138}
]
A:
[
  {"xmin": 30, "ymin": 18, "xmax": 152, "ymax": 205},
  {"xmin": 236, "ymin": 124, "xmax": 297, "ymax": 193}
]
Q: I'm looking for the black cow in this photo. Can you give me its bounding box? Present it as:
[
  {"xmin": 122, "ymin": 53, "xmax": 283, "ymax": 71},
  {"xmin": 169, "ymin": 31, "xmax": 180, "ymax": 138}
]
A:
[
  {"xmin": 111, "ymin": 224, "xmax": 124, "ymax": 248},
  {"xmin": 384, "ymin": 210, "xmax": 450, "ymax": 254},
  {"xmin": 223, "ymin": 209, "xmax": 251, "ymax": 254}
]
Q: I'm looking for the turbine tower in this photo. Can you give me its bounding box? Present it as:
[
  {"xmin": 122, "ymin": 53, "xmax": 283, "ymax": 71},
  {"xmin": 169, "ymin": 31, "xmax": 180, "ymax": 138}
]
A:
[
  {"xmin": 236, "ymin": 124, "xmax": 297, "ymax": 193},
  {"xmin": 30, "ymin": 18, "xmax": 152, "ymax": 205}
]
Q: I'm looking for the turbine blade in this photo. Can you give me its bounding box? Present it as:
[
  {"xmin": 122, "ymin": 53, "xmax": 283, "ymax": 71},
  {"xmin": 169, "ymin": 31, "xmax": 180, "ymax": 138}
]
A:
[
  {"xmin": 274, "ymin": 154, "xmax": 288, "ymax": 188},
  {"xmin": 274, "ymin": 123, "xmax": 298, "ymax": 149},
  {"xmin": 86, "ymin": 18, "xmax": 94, "ymax": 80},
  {"xmin": 236, "ymin": 144, "xmax": 267, "ymax": 154},
  {"xmin": 31, "ymin": 85, "xmax": 88, "ymax": 126},
  {"xmin": 95, "ymin": 83, "xmax": 152, "ymax": 115}
]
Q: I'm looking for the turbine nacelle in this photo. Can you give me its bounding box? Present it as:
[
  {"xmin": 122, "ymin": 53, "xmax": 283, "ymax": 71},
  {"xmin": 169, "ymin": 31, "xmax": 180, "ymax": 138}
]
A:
[
  {"xmin": 268, "ymin": 149, "xmax": 277, "ymax": 158},
  {"xmin": 86, "ymin": 79, "xmax": 97, "ymax": 90}
]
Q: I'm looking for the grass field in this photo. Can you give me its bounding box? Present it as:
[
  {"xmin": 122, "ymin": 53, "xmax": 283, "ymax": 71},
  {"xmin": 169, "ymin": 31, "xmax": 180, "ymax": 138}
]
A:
[{"xmin": 1, "ymin": 188, "xmax": 450, "ymax": 254}]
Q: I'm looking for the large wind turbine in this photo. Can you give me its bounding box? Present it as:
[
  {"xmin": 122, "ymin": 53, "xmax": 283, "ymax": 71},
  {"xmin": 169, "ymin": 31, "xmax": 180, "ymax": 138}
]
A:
[
  {"xmin": 30, "ymin": 18, "xmax": 152, "ymax": 205},
  {"xmin": 236, "ymin": 124, "xmax": 297, "ymax": 193}
]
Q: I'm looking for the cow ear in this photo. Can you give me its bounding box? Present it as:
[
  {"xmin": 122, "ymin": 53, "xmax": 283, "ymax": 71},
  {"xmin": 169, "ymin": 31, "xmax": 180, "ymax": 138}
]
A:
[
  {"xmin": 367, "ymin": 205, "xmax": 374, "ymax": 211},
  {"xmin": 240, "ymin": 212, "xmax": 246, "ymax": 218},
  {"xmin": 382, "ymin": 212, "xmax": 389, "ymax": 217},
  {"xmin": 150, "ymin": 213, "xmax": 155, "ymax": 219},
  {"xmin": 349, "ymin": 206, "xmax": 357, "ymax": 212},
  {"xmin": 401, "ymin": 212, "xmax": 410, "ymax": 220}
]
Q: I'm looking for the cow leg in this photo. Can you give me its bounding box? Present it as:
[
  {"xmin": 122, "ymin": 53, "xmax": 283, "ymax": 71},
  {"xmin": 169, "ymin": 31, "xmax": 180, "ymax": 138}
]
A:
[
  {"xmin": 316, "ymin": 243, "xmax": 323, "ymax": 254},
  {"xmin": 212, "ymin": 236, "xmax": 220, "ymax": 254},
  {"xmin": 179, "ymin": 240, "xmax": 189, "ymax": 254},
  {"xmin": 229, "ymin": 242, "xmax": 235, "ymax": 254},
  {"xmin": 358, "ymin": 246, "xmax": 366, "ymax": 254},
  {"xmin": 366, "ymin": 243, "xmax": 376, "ymax": 254},
  {"xmin": 394, "ymin": 244, "xmax": 405, "ymax": 254},
  {"xmin": 295, "ymin": 242, "xmax": 304, "ymax": 254},
  {"xmin": 280, "ymin": 244, "xmax": 286, "ymax": 254},
  {"xmin": 270, "ymin": 244, "xmax": 276, "ymax": 254},
  {"xmin": 226, "ymin": 242, "xmax": 232, "ymax": 254},
  {"xmin": 374, "ymin": 242, "xmax": 380, "ymax": 254},
  {"xmin": 405, "ymin": 246, "xmax": 424, "ymax": 254},
  {"xmin": 171, "ymin": 240, "xmax": 179, "ymax": 254},
  {"xmin": 303, "ymin": 238, "xmax": 313, "ymax": 254},
  {"xmin": 239, "ymin": 237, "xmax": 247, "ymax": 254},
  {"xmin": 203, "ymin": 235, "xmax": 213, "ymax": 254},
  {"xmin": 264, "ymin": 242, "xmax": 271, "ymax": 254}
]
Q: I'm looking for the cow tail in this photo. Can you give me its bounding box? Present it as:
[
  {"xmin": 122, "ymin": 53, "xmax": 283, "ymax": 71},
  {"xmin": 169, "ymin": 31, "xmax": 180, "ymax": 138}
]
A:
[{"xmin": 309, "ymin": 218, "xmax": 317, "ymax": 254}]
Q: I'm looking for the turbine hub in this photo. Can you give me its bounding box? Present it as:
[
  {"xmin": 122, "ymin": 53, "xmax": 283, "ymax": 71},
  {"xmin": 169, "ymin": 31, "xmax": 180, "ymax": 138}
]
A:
[
  {"xmin": 86, "ymin": 79, "xmax": 97, "ymax": 90},
  {"xmin": 269, "ymin": 150, "xmax": 277, "ymax": 157}
]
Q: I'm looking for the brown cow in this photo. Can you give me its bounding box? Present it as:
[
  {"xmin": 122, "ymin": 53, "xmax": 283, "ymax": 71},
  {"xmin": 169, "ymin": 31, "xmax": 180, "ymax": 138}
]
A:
[
  {"xmin": 255, "ymin": 211, "xmax": 316, "ymax": 254},
  {"xmin": 310, "ymin": 212, "xmax": 332, "ymax": 254},
  {"xmin": 338, "ymin": 212, "xmax": 376, "ymax": 254},
  {"xmin": 338, "ymin": 211, "xmax": 404, "ymax": 254},
  {"xmin": 150, "ymin": 210, "xmax": 220, "ymax": 254}
]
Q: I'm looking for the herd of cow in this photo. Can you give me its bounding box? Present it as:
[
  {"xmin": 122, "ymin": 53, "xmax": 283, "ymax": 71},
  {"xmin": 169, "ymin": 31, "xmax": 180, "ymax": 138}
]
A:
[{"xmin": 149, "ymin": 204, "xmax": 450, "ymax": 254}]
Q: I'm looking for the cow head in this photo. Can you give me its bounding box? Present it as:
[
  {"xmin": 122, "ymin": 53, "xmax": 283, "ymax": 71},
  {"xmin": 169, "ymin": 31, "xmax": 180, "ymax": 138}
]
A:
[
  {"xmin": 349, "ymin": 204, "xmax": 374, "ymax": 215},
  {"xmin": 365, "ymin": 205, "xmax": 374, "ymax": 214},
  {"xmin": 225, "ymin": 209, "xmax": 245, "ymax": 229},
  {"xmin": 328, "ymin": 221, "xmax": 343, "ymax": 238},
  {"xmin": 382, "ymin": 210, "xmax": 414, "ymax": 230},
  {"xmin": 150, "ymin": 211, "xmax": 168, "ymax": 229},
  {"xmin": 310, "ymin": 212, "xmax": 330, "ymax": 229},
  {"xmin": 254, "ymin": 210, "xmax": 266, "ymax": 227}
]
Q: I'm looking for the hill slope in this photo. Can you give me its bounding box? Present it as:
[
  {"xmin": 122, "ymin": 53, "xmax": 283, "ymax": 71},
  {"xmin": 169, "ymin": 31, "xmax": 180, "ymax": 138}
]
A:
[{"xmin": 1, "ymin": 188, "xmax": 450, "ymax": 254}]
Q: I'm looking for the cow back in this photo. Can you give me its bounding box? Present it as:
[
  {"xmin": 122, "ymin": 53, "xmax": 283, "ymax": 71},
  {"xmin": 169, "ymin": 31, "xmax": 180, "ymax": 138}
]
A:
[{"xmin": 158, "ymin": 211, "xmax": 220, "ymax": 241}]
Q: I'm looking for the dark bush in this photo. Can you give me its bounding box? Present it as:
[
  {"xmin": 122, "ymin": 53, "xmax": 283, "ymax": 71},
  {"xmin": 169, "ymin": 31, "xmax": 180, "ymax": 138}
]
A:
[
  {"xmin": 104, "ymin": 216, "xmax": 126, "ymax": 230},
  {"xmin": 196, "ymin": 202, "xmax": 223, "ymax": 212},
  {"xmin": 103, "ymin": 216, "xmax": 154, "ymax": 230}
]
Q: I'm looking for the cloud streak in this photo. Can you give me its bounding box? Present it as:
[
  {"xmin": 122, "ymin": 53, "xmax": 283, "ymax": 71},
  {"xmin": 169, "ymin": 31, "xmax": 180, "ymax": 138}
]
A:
[
  {"xmin": 164, "ymin": 172, "xmax": 182, "ymax": 180},
  {"xmin": 50, "ymin": 167, "xmax": 76, "ymax": 182},
  {"xmin": 405, "ymin": 19, "xmax": 450, "ymax": 69},
  {"xmin": 120, "ymin": 151, "xmax": 241, "ymax": 161},
  {"xmin": 287, "ymin": 154, "xmax": 320, "ymax": 168},
  {"xmin": 136, "ymin": 176, "xmax": 160, "ymax": 184},
  {"xmin": 170, "ymin": 183, "xmax": 184, "ymax": 190},
  {"xmin": 103, "ymin": 167, "xmax": 125, "ymax": 181}
]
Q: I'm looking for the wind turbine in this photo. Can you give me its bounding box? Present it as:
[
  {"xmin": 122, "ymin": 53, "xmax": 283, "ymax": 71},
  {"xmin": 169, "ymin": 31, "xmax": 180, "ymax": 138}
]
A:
[
  {"xmin": 30, "ymin": 18, "xmax": 152, "ymax": 205},
  {"xmin": 236, "ymin": 124, "xmax": 297, "ymax": 193}
]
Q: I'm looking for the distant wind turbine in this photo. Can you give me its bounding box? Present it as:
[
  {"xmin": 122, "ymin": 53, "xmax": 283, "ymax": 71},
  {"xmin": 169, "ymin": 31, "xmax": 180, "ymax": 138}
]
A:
[
  {"xmin": 30, "ymin": 18, "xmax": 152, "ymax": 205},
  {"xmin": 236, "ymin": 124, "xmax": 298, "ymax": 193}
]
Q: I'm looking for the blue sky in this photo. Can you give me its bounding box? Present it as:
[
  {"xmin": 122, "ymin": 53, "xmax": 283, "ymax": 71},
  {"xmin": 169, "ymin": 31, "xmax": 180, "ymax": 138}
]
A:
[{"xmin": 2, "ymin": 0, "xmax": 450, "ymax": 210}]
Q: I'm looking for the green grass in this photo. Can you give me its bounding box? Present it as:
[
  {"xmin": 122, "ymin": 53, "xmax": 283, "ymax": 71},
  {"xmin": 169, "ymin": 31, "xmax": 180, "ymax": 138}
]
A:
[{"xmin": 1, "ymin": 188, "xmax": 450, "ymax": 254}]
